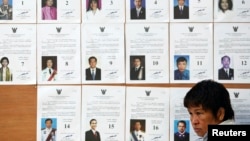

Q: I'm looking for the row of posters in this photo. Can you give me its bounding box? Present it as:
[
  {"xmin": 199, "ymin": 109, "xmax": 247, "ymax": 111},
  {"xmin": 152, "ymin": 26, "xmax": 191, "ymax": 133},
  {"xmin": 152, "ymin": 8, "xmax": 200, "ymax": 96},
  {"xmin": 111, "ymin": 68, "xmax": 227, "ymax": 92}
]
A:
[
  {"xmin": 0, "ymin": 0, "xmax": 249, "ymax": 23},
  {"xmin": 37, "ymin": 86, "xmax": 250, "ymax": 141},
  {"xmin": 0, "ymin": 23, "xmax": 249, "ymax": 84}
]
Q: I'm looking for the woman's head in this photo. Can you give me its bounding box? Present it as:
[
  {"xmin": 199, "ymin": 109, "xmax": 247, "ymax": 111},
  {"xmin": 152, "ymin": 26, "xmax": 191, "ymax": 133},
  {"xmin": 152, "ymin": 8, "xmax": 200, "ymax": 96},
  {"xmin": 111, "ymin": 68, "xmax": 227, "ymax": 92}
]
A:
[
  {"xmin": 45, "ymin": 0, "xmax": 54, "ymax": 7},
  {"xmin": 219, "ymin": 0, "xmax": 233, "ymax": 12},
  {"xmin": 183, "ymin": 79, "xmax": 234, "ymax": 137},
  {"xmin": 0, "ymin": 57, "xmax": 9, "ymax": 67},
  {"xmin": 88, "ymin": 0, "xmax": 98, "ymax": 11}
]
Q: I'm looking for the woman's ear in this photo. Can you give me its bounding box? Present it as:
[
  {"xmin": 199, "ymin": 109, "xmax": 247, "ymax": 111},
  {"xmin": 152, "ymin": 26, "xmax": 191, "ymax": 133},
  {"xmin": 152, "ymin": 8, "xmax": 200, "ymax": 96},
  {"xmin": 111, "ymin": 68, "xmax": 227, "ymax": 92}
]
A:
[{"xmin": 217, "ymin": 107, "xmax": 225, "ymax": 121}]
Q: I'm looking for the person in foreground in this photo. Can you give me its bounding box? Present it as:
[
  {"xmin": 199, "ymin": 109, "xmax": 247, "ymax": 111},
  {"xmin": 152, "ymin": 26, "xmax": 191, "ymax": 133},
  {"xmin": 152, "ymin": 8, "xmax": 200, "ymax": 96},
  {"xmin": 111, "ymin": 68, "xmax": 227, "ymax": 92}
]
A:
[{"xmin": 183, "ymin": 79, "xmax": 235, "ymax": 141}]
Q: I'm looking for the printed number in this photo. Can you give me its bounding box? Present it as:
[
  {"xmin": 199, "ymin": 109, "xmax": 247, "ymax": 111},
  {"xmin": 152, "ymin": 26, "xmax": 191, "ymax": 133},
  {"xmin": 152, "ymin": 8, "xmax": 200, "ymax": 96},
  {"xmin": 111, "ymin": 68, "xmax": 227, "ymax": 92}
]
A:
[
  {"xmin": 66, "ymin": 1, "xmax": 69, "ymax": 5},
  {"xmin": 65, "ymin": 124, "xmax": 70, "ymax": 128},
  {"xmin": 153, "ymin": 61, "xmax": 158, "ymax": 65},
  {"xmin": 242, "ymin": 60, "xmax": 247, "ymax": 66},
  {"xmin": 197, "ymin": 61, "xmax": 202, "ymax": 66},
  {"xmin": 109, "ymin": 124, "xmax": 114, "ymax": 129},
  {"xmin": 153, "ymin": 125, "xmax": 159, "ymax": 130}
]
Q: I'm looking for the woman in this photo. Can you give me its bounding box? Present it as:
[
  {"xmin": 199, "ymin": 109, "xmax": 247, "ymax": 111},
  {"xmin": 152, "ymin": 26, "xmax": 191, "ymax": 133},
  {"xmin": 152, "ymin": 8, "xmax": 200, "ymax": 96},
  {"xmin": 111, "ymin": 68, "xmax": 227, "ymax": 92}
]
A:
[
  {"xmin": 218, "ymin": 0, "xmax": 233, "ymax": 13},
  {"xmin": 42, "ymin": 0, "xmax": 57, "ymax": 20},
  {"xmin": 183, "ymin": 79, "xmax": 235, "ymax": 141},
  {"xmin": 86, "ymin": 0, "xmax": 102, "ymax": 20},
  {"xmin": 0, "ymin": 57, "xmax": 12, "ymax": 81}
]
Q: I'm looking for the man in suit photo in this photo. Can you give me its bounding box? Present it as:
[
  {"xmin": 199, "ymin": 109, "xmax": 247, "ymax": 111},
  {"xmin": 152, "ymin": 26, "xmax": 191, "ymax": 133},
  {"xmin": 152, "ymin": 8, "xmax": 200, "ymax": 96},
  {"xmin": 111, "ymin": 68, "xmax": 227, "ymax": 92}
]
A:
[
  {"xmin": 218, "ymin": 55, "xmax": 234, "ymax": 80},
  {"xmin": 130, "ymin": 0, "xmax": 146, "ymax": 19},
  {"xmin": 42, "ymin": 58, "xmax": 57, "ymax": 81},
  {"xmin": 130, "ymin": 120, "xmax": 145, "ymax": 141},
  {"xmin": 174, "ymin": 0, "xmax": 189, "ymax": 19},
  {"xmin": 86, "ymin": 56, "xmax": 101, "ymax": 80},
  {"xmin": 130, "ymin": 56, "xmax": 145, "ymax": 80},
  {"xmin": 85, "ymin": 119, "xmax": 101, "ymax": 141},
  {"xmin": 41, "ymin": 118, "xmax": 56, "ymax": 141},
  {"xmin": 174, "ymin": 120, "xmax": 189, "ymax": 141}
]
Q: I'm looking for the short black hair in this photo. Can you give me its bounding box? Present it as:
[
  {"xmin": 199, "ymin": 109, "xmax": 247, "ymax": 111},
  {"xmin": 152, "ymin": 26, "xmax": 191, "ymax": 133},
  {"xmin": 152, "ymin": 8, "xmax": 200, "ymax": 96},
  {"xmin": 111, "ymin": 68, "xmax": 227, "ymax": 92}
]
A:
[
  {"xmin": 184, "ymin": 79, "xmax": 235, "ymax": 121},
  {"xmin": 221, "ymin": 55, "xmax": 230, "ymax": 62},
  {"xmin": 0, "ymin": 57, "xmax": 9, "ymax": 64},
  {"xmin": 133, "ymin": 57, "xmax": 141, "ymax": 62},
  {"xmin": 218, "ymin": 0, "xmax": 233, "ymax": 11},
  {"xmin": 176, "ymin": 56, "xmax": 187, "ymax": 64},
  {"xmin": 89, "ymin": 119, "xmax": 97, "ymax": 124},
  {"xmin": 45, "ymin": 118, "xmax": 53, "ymax": 124},
  {"xmin": 177, "ymin": 120, "xmax": 186, "ymax": 127},
  {"xmin": 88, "ymin": 56, "xmax": 97, "ymax": 63}
]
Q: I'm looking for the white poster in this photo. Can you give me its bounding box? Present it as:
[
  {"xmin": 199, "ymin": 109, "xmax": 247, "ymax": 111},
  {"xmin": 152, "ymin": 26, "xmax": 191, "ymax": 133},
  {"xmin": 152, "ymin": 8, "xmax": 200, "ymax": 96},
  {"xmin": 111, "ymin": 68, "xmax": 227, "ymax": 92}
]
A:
[
  {"xmin": 170, "ymin": 0, "xmax": 213, "ymax": 22},
  {"xmin": 228, "ymin": 88, "xmax": 250, "ymax": 124},
  {"xmin": 125, "ymin": 0, "xmax": 169, "ymax": 23},
  {"xmin": 0, "ymin": 0, "xmax": 36, "ymax": 23},
  {"xmin": 37, "ymin": 0, "xmax": 80, "ymax": 23},
  {"xmin": 214, "ymin": 0, "xmax": 250, "ymax": 22},
  {"xmin": 37, "ymin": 24, "xmax": 81, "ymax": 84},
  {"xmin": 0, "ymin": 24, "xmax": 36, "ymax": 84},
  {"xmin": 214, "ymin": 23, "xmax": 250, "ymax": 83},
  {"xmin": 37, "ymin": 85, "xmax": 81, "ymax": 141},
  {"xmin": 82, "ymin": 23, "xmax": 125, "ymax": 84},
  {"xmin": 170, "ymin": 23, "xmax": 213, "ymax": 83},
  {"xmin": 82, "ymin": 0, "xmax": 125, "ymax": 23},
  {"xmin": 170, "ymin": 88, "xmax": 199, "ymax": 141},
  {"xmin": 126, "ymin": 23, "xmax": 169, "ymax": 84},
  {"xmin": 126, "ymin": 87, "xmax": 169, "ymax": 141},
  {"xmin": 82, "ymin": 86, "xmax": 125, "ymax": 141}
]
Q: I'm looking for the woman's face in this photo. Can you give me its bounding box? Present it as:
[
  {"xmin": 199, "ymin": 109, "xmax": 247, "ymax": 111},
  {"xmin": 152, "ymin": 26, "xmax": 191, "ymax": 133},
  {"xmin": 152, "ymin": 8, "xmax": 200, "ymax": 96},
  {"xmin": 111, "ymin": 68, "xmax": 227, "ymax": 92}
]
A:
[
  {"xmin": 221, "ymin": 0, "xmax": 229, "ymax": 11},
  {"xmin": 90, "ymin": 1, "xmax": 98, "ymax": 10},
  {"xmin": 46, "ymin": 0, "xmax": 54, "ymax": 7},
  {"xmin": 1, "ymin": 59, "xmax": 8, "ymax": 67}
]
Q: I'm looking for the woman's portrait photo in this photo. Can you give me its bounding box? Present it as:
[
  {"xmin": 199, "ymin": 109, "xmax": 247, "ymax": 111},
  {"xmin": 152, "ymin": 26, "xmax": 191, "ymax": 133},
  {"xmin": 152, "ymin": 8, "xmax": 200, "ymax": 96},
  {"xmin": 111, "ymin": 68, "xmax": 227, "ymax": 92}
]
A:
[{"xmin": 42, "ymin": 0, "xmax": 57, "ymax": 20}]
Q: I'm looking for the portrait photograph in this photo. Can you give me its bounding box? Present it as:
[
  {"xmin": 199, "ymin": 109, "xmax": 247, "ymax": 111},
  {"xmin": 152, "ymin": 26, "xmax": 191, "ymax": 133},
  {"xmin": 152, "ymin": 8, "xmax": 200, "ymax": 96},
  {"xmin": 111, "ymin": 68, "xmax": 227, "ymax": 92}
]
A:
[
  {"xmin": 130, "ymin": 55, "xmax": 146, "ymax": 80},
  {"xmin": 174, "ymin": 120, "xmax": 190, "ymax": 141},
  {"xmin": 85, "ymin": 0, "xmax": 102, "ymax": 21},
  {"xmin": 85, "ymin": 56, "xmax": 101, "ymax": 81},
  {"xmin": 41, "ymin": 0, "xmax": 57, "ymax": 20},
  {"xmin": 41, "ymin": 56, "xmax": 57, "ymax": 81},
  {"xmin": 174, "ymin": 55, "xmax": 190, "ymax": 80},
  {"xmin": 130, "ymin": 119, "xmax": 146, "ymax": 141},
  {"xmin": 173, "ymin": 0, "xmax": 189, "ymax": 19},
  {"xmin": 41, "ymin": 118, "xmax": 57, "ymax": 141},
  {"xmin": 218, "ymin": 55, "xmax": 234, "ymax": 80},
  {"xmin": 0, "ymin": 56, "xmax": 13, "ymax": 81},
  {"xmin": 130, "ymin": 0, "xmax": 146, "ymax": 20},
  {"xmin": 0, "ymin": 0, "xmax": 13, "ymax": 20}
]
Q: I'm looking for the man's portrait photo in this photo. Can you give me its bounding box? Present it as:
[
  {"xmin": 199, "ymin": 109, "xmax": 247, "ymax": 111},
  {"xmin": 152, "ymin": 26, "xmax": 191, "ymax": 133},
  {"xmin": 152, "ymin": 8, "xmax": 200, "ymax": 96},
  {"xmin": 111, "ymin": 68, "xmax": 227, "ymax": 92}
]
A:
[
  {"xmin": 130, "ymin": 0, "xmax": 146, "ymax": 20},
  {"xmin": 42, "ymin": 0, "xmax": 57, "ymax": 20},
  {"xmin": 41, "ymin": 56, "xmax": 57, "ymax": 81},
  {"xmin": 174, "ymin": 55, "xmax": 190, "ymax": 80},
  {"xmin": 41, "ymin": 118, "xmax": 57, "ymax": 141},
  {"xmin": 174, "ymin": 120, "xmax": 190, "ymax": 141},
  {"xmin": 173, "ymin": 0, "xmax": 189, "ymax": 19},
  {"xmin": 130, "ymin": 56, "xmax": 145, "ymax": 80},
  {"xmin": 85, "ymin": 56, "xmax": 101, "ymax": 80},
  {"xmin": 130, "ymin": 119, "xmax": 145, "ymax": 141},
  {"xmin": 218, "ymin": 55, "xmax": 234, "ymax": 80},
  {"xmin": 85, "ymin": 119, "xmax": 101, "ymax": 141},
  {"xmin": 0, "ymin": 0, "xmax": 12, "ymax": 20}
]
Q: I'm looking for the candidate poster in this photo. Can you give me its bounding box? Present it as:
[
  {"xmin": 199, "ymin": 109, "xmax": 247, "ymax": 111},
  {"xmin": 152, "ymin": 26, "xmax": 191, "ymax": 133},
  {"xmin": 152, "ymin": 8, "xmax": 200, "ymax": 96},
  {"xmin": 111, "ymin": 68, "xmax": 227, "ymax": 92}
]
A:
[
  {"xmin": 170, "ymin": 23, "xmax": 213, "ymax": 83},
  {"xmin": 37, "ymin": 85, "xmax": 81, "ymax": 141},
  {"xmin": 214, "ymin": 0, "xmax": 250, "ymax": 22},
  {"xmin": 214, "ymin": 23, "xmax": 250, "ymax": 83},
  {"xmin": 170, "ymin": 87, "xmax": 199, "ymax": 141},
  {"xmin": 82, "ymin": 23, "xmax": 125, "ymax": 84},
  {"xmin": 37, "ymin": 24, "xmax": 81, "ymax": 84},
  {"xmin": 82, "ymin": 85, "xmax": 125, "ymax": 141},
  {"xmin": 126, "ymin": 23, "xmax": 169, "ymax": 84},
  {"xmin": 0, "ymin": 0, "xmax": 36, "ymax": 23},
  {"xmin": 169, "ymin": 0, "xmax": 213, "ymax": 22},
  {"xmin": 126, "ymin": 87, "xmax": 169, "ymax": 141},
  {"xmin": 82, "ymin": 0, "xmax": 125, "ymax": 23},
  {"xmin": 0, "ymin": 24, "xmax": 36, "ymax": 84},
  {"xmin": 125, "ymin": 0, "xmax": 169, "ymax": 23},
  {"xmin": 37, "ymin": 0, "xmax": 80, "ymax": 23},
  {"xmin": 228, "ymin": 88, "xmax": 250, "ymax": 124}
]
